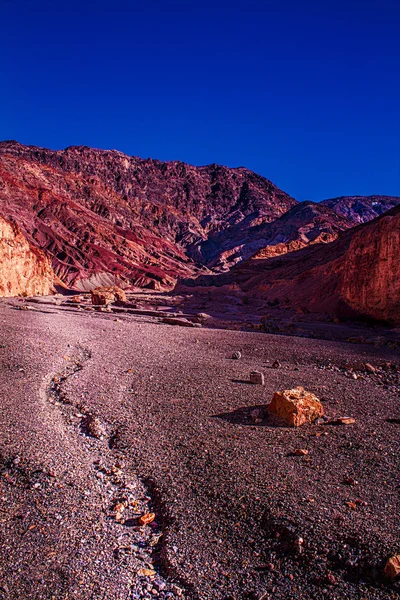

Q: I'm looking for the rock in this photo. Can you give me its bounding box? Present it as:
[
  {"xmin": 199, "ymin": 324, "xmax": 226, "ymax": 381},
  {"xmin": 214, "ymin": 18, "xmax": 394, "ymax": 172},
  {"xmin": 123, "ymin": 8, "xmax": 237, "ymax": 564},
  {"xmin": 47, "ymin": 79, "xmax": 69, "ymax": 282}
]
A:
[
  {"xmin": 91, "ymin": 286, "xmax": 127, "ymax": 306},
  {"xmin": 335, "ymin": 417, "xmax": 356, "ymax": 425},
  {"xmin": 196, "ymin": 312, "xmax": 209, "ymax": 320},
  {"xmin": 383, "ymin": 555, "xmax": 400, "ymax": 580},
  {"xmin": 0, "ymin": 216, "xmax": 55, "ymax": 297},
  {"xmin": 137, "ymin": 568, "xmax": 156, "ymax": 578},
  {"xmin": 162, "ymin": 317, "xmax": 199, "ymax": 327},
  {"xmin": 325, "ymin": 572, "xmax": 337, "ymax": 586},
  {"xmin": 268, "ymin": 386, "xmax": 324, "ymax": 427},
  {"xmin": 343, "ymin": 477, "xmax": 358, "ymax": 485},
  {"xmin": 365, "ymin": 363, "xmax": 377, "ymax": 373},
  {"xmin": 139, "ymin": 512, "xmax": 156, "ymax": 526},
  {"xmin": 82, "ymin": 415, "xmax": 105, "ymax": 439},
  {"xmin": 271, "ymin": 360, "xmax": 281, "ymax": 369},
  {"xmin": 250, "ymin": 371, "xmax": 264, "ymax": 385},
  {"xmin": 295, "ymin": 448, "xmax": 309, "ymax": 456},
  {"xmin": 232, "ymin": 351, "xmax": 242, "ymax": 360}
]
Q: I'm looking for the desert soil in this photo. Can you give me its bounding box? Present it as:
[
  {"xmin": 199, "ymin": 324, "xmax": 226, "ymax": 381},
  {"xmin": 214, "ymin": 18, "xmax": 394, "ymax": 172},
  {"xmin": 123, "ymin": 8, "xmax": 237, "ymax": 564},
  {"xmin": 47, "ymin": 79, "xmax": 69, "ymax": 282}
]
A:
[{"xmin": 0, "ymin": 296, "xmax": 399, "ymax": 600}]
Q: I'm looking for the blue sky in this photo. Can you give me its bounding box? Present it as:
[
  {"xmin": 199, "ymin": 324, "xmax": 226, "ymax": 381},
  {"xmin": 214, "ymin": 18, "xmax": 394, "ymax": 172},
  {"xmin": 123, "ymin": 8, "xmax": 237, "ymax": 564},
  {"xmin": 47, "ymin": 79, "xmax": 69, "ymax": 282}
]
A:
[{"xmin": 1, "ymin": 0, "xmax": 399, "ymax": 200}]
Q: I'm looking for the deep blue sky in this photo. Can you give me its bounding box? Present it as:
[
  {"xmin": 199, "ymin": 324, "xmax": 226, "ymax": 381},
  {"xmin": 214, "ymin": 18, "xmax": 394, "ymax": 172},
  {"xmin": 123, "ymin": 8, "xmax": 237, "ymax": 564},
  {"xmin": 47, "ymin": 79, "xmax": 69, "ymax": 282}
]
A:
[{"xmin": 1, "ymin": 0, "xmax": 399, "ymax": 201}]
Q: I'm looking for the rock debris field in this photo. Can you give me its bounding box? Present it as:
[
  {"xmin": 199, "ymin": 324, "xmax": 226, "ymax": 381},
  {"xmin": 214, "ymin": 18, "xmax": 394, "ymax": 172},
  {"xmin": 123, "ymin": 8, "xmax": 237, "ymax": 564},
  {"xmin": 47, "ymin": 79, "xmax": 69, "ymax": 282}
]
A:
[{"xmin": 0, "ymin": 296, "xmax": 399, "ymax": 600}]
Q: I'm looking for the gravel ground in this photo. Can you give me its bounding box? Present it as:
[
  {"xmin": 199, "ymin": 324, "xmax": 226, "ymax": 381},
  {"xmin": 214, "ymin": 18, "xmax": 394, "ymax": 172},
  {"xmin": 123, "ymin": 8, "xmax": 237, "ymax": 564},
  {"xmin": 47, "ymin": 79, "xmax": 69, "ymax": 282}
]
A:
[{"xmin": 0, "ymin": 300, "xmax": 399, "ymax": 600}]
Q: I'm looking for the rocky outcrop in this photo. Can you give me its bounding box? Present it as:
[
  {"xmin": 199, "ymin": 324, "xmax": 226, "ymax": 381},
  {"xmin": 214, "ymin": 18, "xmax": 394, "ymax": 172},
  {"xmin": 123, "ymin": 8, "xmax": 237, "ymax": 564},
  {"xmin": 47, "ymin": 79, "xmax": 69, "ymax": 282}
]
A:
[
  {"xmin": 0, "ymin": 141, "xmax": 296, "ymax": 290},
  {"xmin": 184, "ymin": 206, "xmax": 400, "ymax": 324},
  {"xmin": 90, "ymin": 286, "xmax": 127, "ymax": 306},
  {"xmin": 339, "ymin": 208, "xmax": 400, "ymax": 322},
  {"xmin": 190, "ymin": 201, "xmax": 352, "ymax": 269},
  {"xmin": 0, "ymin": 216, "xmax": 55, "ymax": 296}
]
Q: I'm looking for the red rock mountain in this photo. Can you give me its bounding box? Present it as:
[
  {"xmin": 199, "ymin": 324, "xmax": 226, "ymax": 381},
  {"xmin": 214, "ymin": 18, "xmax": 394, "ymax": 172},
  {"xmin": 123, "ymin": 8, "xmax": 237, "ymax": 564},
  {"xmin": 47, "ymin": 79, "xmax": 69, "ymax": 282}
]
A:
[
  {"xmin": 0, "ymin": 141, "xmax": 399, "ymax": 300},
  {"xmin": 0, "ymin": 141, "xmax": 295, "ymax": 291},
  {"xmin": 195, "ymin": 201, "xmax": 354, "ymax": 269},
  {"xmin": 186, "ymin": 205, "xmax": 400, "ymax": 324}
]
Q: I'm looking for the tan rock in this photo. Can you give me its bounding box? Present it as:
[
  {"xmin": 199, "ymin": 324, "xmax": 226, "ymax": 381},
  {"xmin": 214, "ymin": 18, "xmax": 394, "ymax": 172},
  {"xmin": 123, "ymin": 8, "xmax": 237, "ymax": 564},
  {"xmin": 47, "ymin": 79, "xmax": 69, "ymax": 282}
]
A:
[
  {"xmin": 139, "ymin": 512, "xmax": 156, "ymax": 526},
  {"xmin": 0, "ymin": 217, "xmax": 55, "ymax": 297},
  {"xmin": 91, "ymin": 286, "xmax": 127, "ymax": 306},
  {"xmin": 268, "ymin": 386, "xmax": 323, "ymax": 427},
  {"xmin": 335, "ymin": 417, "xmax": 356, "ymax": 425},
  {"xmin": 295, "ymin": 448, "xmax": 309, "ymax": 456},
  {"xmin": 384, "ymin": 555, "xmax": 400, "ymax": 580}
]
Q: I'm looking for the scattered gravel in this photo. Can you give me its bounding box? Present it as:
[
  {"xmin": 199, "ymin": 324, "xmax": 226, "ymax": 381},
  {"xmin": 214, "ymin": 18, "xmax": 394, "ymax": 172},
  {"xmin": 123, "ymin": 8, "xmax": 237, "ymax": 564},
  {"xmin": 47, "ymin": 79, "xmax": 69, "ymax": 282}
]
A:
[{"xmin": 0, "ymin": 298, "xmax": 399, "ymax": 599}]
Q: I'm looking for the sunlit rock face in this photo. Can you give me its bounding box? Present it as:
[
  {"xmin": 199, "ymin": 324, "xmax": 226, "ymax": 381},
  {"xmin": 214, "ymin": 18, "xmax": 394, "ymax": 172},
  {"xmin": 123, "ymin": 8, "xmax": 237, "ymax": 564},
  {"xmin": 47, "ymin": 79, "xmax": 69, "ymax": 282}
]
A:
[
  {"xmin": 0, "ymin": 216, "xmax": 55, "ymax": 297},
  {"xmin": 182, "ymin": 205, "xmax": 400, "ymax": 325},
  {"xmin": 339, "ymin": 207, "xmax": 400, "ymax": 323}
]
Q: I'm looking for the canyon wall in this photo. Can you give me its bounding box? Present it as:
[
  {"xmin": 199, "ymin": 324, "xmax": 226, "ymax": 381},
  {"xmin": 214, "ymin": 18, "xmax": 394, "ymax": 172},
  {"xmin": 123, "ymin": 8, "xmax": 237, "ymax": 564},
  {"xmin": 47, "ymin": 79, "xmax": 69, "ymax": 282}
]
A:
[{"xmin": 340, "ymin": 208, "xmax": 400, "ymax": 322}]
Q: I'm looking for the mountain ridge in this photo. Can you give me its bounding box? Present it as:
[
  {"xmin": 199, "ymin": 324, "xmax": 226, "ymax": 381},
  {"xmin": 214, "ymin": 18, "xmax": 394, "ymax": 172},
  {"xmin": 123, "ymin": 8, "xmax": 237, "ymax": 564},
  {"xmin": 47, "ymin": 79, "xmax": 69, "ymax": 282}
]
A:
[{"xmin": 0, "ymin": 141, "xmax": 399, "ymax": 296}]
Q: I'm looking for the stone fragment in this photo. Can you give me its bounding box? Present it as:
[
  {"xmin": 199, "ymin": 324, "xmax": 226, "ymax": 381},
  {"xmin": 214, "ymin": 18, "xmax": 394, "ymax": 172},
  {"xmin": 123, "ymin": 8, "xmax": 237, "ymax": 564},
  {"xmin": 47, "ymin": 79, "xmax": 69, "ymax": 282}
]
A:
[
  {"xmin": 383, "ymin": 555, "xmax": 400, "ymax": 579},
  {"xmin": 268, "ymin": 386, "xmax": 323, "ymax": 427},
  {"xmin": 250, "ymin": 371, "xmax": 264, "ymax": 385},
  {"xmin": 139, "ymin": 512, "xmax": 156, "ymax": 526},
  {"xmin": 82, "ymin": 415, "xmax": 105, "ymax": 439},
  {"xmin": 343, "ymin": 477, "xmax": 358, "ymax": 486},
  {"xmin": 232, "ymin": 351, "xmax": 242, "ymax": 360},
  {"xmin": 335, "ymin": 417, "xmax": 356, "ymax": 425},
  {"xmin": 271, "ymin": 360, "xmax": 281, "ymax": 368},
  {"xmin": 137, "ymin": 568, "xmax": 156, "ymax": 577},
  {"xmin": 91, "ymin": 286, "xmax": 127, "ymax": 306},
  {"xmin": 295, "ymin": 449, "xmax": 309, "ymax": 456}
]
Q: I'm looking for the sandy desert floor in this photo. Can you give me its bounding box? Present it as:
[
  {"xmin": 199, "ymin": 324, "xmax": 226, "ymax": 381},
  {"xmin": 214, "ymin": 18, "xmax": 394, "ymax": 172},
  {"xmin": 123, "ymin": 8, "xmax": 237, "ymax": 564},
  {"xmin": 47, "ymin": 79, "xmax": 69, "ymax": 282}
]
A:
[{"xmin": 0, "ymin": 296, "xmax": 399, "ymax": 600}]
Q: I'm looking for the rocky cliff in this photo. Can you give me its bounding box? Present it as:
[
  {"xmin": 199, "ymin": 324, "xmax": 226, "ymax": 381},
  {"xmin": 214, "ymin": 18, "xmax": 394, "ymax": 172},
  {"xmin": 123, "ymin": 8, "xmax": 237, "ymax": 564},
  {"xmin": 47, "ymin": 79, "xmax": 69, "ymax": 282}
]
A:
[
  {"xmin": 184, "ymin": 206, "xmax": 400, "ymax": 324},
  {"xmin": 0, "ymin": 141, "xmax": 399, "ymax": 299},
  {"xmin": 340, "ymin": 207, "xmax": 400, "ymax": 322},
  {"xmin": 0, "ymin": 216, "xmax": 55, "ymax": 297}
]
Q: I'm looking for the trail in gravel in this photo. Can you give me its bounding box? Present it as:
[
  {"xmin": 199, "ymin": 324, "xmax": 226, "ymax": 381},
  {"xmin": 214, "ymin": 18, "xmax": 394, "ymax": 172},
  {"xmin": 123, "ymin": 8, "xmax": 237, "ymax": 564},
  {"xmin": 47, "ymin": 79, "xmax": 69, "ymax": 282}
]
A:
[
  {"xmin": 0, "ymin": 307, "xmax": 184, "ymax": 600},
  {"xmin": 0, "ymin": 301, "xmax": 399, "ymax": 600}
]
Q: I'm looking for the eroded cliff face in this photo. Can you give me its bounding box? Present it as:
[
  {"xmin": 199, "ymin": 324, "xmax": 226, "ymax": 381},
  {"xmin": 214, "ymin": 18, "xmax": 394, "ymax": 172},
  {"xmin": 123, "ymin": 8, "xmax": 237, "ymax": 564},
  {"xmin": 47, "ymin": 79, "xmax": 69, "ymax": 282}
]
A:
[
  {"xmin": 0, "ymin": 217, "xmax": 55, "ymax": 297},
  {"xmin": 340, "ymin": 209, "xmax": 400, "ymax": 323},
  {"xmin": 0, "ymin": 141, "xmax": 399, "ymax": 296},
  {"xmin": 184, "ymin": 206, "xmax": 400, "ymax": 324},
  {"xmin": 0, "ymin": 141, "xmax": 295, "ymax": 289}
]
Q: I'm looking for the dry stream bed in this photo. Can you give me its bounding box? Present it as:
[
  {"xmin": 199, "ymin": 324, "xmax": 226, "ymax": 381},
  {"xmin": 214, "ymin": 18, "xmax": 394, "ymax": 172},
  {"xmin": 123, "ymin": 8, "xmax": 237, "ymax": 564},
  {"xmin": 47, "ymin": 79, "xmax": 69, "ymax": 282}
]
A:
[{"xmin": 0, "ymin": 295, "xmax": 399, "ymax": 599}]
